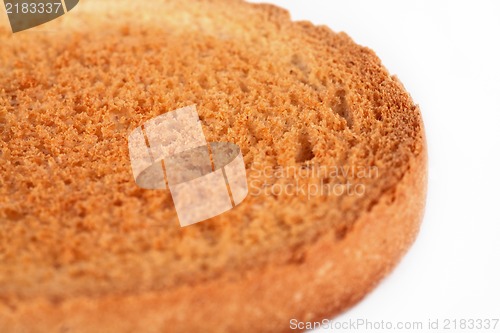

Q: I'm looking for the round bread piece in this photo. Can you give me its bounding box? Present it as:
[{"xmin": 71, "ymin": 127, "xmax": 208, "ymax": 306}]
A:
[{"xmin": 0, "ymin": 0, "xmax": 427, "ymax": 332}]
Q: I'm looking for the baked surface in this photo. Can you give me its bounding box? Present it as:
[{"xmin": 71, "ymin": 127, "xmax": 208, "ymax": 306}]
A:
[{"xmin": 0, "ymin": 0, "xmax": 427, "ymax": 332}]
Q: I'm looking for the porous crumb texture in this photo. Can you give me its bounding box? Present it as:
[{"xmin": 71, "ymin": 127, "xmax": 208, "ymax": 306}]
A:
[{"xmin": 0, "ymin": 0, "xmax": 425, "ymax": 329}]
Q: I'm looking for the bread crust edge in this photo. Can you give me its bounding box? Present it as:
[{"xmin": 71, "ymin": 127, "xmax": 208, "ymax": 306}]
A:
[{"xmin": 0, "ymin": 115, "xmax": 427, "ymax": 333}]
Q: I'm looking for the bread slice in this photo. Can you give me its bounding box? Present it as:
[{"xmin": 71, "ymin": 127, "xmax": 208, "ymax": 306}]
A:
[{"xmin": 0, "ymin": 0, "xmax": 427, "ymax": 332}]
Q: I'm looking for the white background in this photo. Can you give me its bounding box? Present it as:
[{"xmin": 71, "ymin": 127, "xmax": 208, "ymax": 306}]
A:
[{"xmin": 248, "ymin": 1, "xmax": 500, "ymax": 332}]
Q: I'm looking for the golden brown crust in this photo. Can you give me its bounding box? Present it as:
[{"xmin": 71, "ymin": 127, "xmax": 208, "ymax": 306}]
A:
[
  {"xmin": 0, "ymin": 131, "xmax": 426, "ymax": 333},
  {"xmin": 0, "ymin": 2, "xmax": 427, "ymax": 332}
]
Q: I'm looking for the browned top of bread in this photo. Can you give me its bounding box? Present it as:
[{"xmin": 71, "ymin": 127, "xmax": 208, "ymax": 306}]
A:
[{"xmin": 0, "ymin": 0, "xmax": 425, "ymax": 321}]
